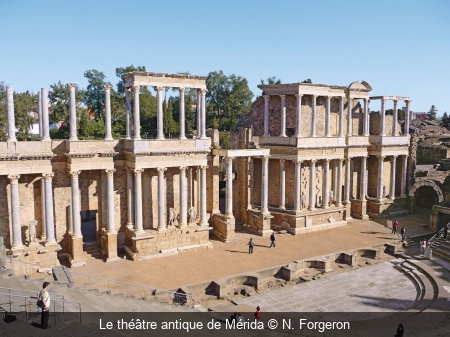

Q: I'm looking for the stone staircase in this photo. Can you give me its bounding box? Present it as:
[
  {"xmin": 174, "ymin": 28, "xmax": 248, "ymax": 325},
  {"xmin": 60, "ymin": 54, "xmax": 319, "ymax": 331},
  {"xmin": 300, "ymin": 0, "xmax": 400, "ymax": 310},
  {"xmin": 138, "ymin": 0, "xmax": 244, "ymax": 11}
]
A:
[
  {"xmin": 431, "ymin": 228, "xmax": 450, "ymax": 262},
  {"xmin": 82, "ymin": 242, "xmax": 103, "ymax": 261}
]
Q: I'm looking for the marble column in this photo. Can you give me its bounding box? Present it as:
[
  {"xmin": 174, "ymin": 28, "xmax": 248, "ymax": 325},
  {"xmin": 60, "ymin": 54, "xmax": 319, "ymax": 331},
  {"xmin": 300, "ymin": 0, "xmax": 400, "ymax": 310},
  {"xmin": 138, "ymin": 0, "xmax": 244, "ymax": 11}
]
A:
[
  {"xmin": 188, "ymin": 168, "xmax": 193, "ymax": 208},
  {"xmin": 380, "ymin": 98, "xmax": 386, "ymax": 136},
  {"xmin": 279, "ymin": 159, "xmax": 286, "ymax": 209},
  {"xmin": 126, "ymin": 167, "xmax": 134, "ymax": 229},
  {"xmin": 311, "ymin": 95, "xmax": 317, "ymax": 137},
  {"xmin": 133, "ymin": 169, "xmax": 144, "ymax": 233},
  {"xmin": 323, "ymin": 159, "xmax": 330, "ymax": 209},
  {"xmin": 70, "ymin": 171, "xmax": 82, "ymax": 239},
  {"xmin": 6, "ymin": 86, "xmax": 17, "ymax": 142},
  {"xmin": 104, "ymin": 84, "xmax": 113, "ymax": 140},
  {"xmin": 263, "ymin": 95, "xmax": 270, "ymax": 137},
  {"xmin": 179, "ymin": 167, "xmax": 188, "ymax": 228},
  {"xmin": 295, "ymin": 94, "xmax": 302, "ymax": 137},
  {"xmin": 133, "ymin": 85, "xmax": 141, "ymax": 140},
  {"xmin": 68, "ymin": 83, "xmax": 78, "ymax": 141},
  {"xmin": 405, "ymin": 100, "xmax": 411, "ymax": 135},
  {"xmin": 325, "ymin": 96, "xmax": 331, "ymax": 137},
  {"xmin": 393, "ymin": 99, "xmax": 398, "ymax": 136},
  {"xmin": 363, "ymin": 98, "xmax": 369, "ymax": 136},
  {"xmin": 261, "ymin": 156, "xmax": 270, "ymax": 213},
  {"xmin": 157, "ymin": 168, "xmax": 167, "ymax": 231},
  {"xmin": 40, "ymin": 178, "xmax": 46, "ymax": 239},
  {"xmin": 199, "ymin": 165, "xmax": 208, "ymax": 226},
  {"xmin": 293, "ymin": 159, "xmax": 302, "ymax": 211},
  {"xmin": 155, "ymin": 86, "xmax": 164, "ymax": 140},
  {"xmin": 200, "ymin": 89, "xmax": 207, "ymax": 139},
  {"xmin": 196, "ymin": 167, "xmax": 200, "ymax": 218},
  {"xmin": 196, "ymin": 89, "xmax": 201, "ymax": 138},
  {"xmin": 377, "ymin": 156, "xmax": 385, "ymax": 200},
  {"xmin": 38, "ymin": 91, "xmax": 43, "ymax": 138},
  {"xmin": 106, "ymin": 169, "xmax": 116, "ymax": 233},
  {"xmin": 179, "ymin": 88, "xmax": 186, "ymax": 139},
  {"xmin": 41, "ymin": 88, "xmax": 50, "ymax": 141},
  {"xmin": 42, "ymin": 173, "xmax": 56, "ymax": 245},
  {"xmin": 390, "ymin": 156, "xmax": 397, "ymax": 200},
  {"xmin": 336, "ymin": 159, "xmax": 343, "ymax": 207},
  {"xmin": 360, "ymin": 157, "xmax": 367, "ymax": 200},
  {"xmin": 401, "ymin": 155, "xmax": 408, "ymax": 197},
  {"xmin": 339, "ymin": 97, "xmax": 345, "ymax": 137},
  {"xmin": 125, "ymin": 88, "xmax": 131, "ymax": 140},
  {"xmin": 225, "ymin": 157, "xmax": 234, "ymax": 217},
  {"xmin": 347, "ymin": 96, "xmax": 352, "ymax": 137},
  {"xmin": 344, "ymin": 157, "xmax": 352, "ymax": 204},
  {"xmin": 280, "ymin": 95, "xmax": 287, "ymax": 137},
  {"xmin": 8, "ymin": 175, "xmax": 22, "ymax": 249},
  {"xmin": 308, "ymin": 160, "xmax": 316, "ymax": 211}
]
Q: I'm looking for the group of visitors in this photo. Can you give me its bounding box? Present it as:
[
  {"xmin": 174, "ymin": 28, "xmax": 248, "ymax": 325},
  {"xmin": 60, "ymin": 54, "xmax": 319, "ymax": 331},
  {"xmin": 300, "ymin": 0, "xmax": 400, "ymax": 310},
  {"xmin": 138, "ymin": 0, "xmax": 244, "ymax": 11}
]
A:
[
  {"xmin": 391, "ymin": 220, "xmax": 407, "ymax": 242},
  {"xmin": 247, "ymin": 233, "xmax": 276, "ymax": 253}
]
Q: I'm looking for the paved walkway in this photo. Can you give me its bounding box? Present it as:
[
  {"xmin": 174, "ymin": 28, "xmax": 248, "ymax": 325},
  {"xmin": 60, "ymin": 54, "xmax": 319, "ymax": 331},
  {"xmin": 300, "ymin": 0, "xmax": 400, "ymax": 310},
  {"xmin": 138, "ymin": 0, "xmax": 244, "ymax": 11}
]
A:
[{"xmin": 234, "ymin": 260, "xmax": 417, "ymax": 313}]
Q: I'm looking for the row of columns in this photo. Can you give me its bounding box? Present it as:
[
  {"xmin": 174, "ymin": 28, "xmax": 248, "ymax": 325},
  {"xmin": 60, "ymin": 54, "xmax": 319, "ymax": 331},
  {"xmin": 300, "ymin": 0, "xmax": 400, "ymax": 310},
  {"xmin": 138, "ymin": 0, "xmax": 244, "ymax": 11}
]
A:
[
  {"xmin": 376, "ymin": 155, "xmax": 409, "ymax": 200},
  {"xmin": 126, "ymin": 86, "xmax": 207, "ymax": 140},
  {"xmin": 379, "ymin": 98, "xmax": 411, "ymax": 136},
  {"xmin": 126, "ymin": 166, "xmax": 208, "ymax": 232}
]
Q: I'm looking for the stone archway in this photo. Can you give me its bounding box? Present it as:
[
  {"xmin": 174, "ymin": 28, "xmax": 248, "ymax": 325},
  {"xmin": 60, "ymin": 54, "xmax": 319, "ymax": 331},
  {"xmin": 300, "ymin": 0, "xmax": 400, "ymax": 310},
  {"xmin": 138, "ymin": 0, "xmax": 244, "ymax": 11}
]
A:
[{"xmin": 408, "ymin": 180, "xmax": 444, "ymax": 212}]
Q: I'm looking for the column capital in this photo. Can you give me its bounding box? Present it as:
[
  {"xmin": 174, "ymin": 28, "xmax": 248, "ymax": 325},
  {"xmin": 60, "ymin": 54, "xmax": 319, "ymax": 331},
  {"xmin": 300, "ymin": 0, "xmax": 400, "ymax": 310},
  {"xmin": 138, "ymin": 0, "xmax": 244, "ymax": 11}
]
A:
[
  {"xmin": 200, "ymin": 88, "xmax": 207, "ymax": 95},
  {"xmin": 42, "ymin": 173, "xmax": 54, "ymax": 182},
  {"xmin": 179, "ymin": 87, "xmax": 185, "ymax": 94},
  {"xmin": 132, "ymin": 85, "xmax": 140, "ymax": 93},
  {"xmin": 133, "ymin": 168, "xmax": 144, "ymax": 177},
  {"xmin": 105, "ymin": 169, "xmax": 116, "ymax": 178},
  {"xmin": 310, "ymin": 159, "xmax": 317, "ymax": 164},
  {"xmin": 154, "ymin": 86, "xmax": 164, "ymax": 93},
  {"xmin": 279, "ymin": 94, "xmax": 286, "ymax": 99},
  {"xmin": 392, "ymin": 99, "xmax": 398, "ymax": 104},
  {"xmin": 262, "ymin": 155, "xmax": 270, "ymax": 163},
  {"xmin": 377, "ymin": 155, "xmax": 386, "ymax": 160},
  {"xmin": 157, "ymin": 167, "xmax": 167, "ymax": 175},
  {"xmin": 103, "ymin": 84, "xmax": 112, "ymax": 91},
  {"xmin": 67, "ymin": 83, "xmax": 78, "ymax": 89},
  {"xmin": 279, "ymin": 159, "xmax": 285, "ymax": 164},
  {"xmin": 125, "ymin": 87, "xmax": 131, "ymax": 93},
  {"xmin": 381, "ymin": 97, "xmax": 386, "ymax": 103},
  {"xmin": 200, "ymin": 165, "xmax": 208, "ymax": 172},
  {"xmin": 312, "ymin": 94, "xmax": 318, "ymax": 99},
  {"xmin": 263, "ymin": 95, "xmax": 270, "ymax": 100},
  {"xmin": 404, "ymin": 155, "xmax": 409, "ymax": 159},
  {"xmin": 295, "ymin": 94, "xmax": 303, "ymax": 99},
  {"xmin": 224, "ymin": 157, "xmax": 234, "ymax": 164},
  {"xmin": 363, "ymin": 97, "xmax": 369, "ymax": 103},
  {"xmin": 391, "ymin": 155, "xmax": 398, "ymax": 160},
  {"xmin": 7, "ymin": 174, "xmax": 20, "ymax": 184},
  {"xmin": 322, "ymin": 158, "xmax": 330, "ymax": 164},
  {"xmin": 179, "ymin": 166, "xmax": 187, "ymax": 173},
  {"xmin": 292, "ymin": 159, "xmax": 302, "ymax": 166},
  {"xmin": 68, "ymin": 170, "xmax": 81, "ymax": 178},
  {"xmin": 325, "ymin": 95, "xmax": 332, "ymax": 100},
  {"xmin": 337, "ymin": 158, "xmax": 344, "ymax": 163}
]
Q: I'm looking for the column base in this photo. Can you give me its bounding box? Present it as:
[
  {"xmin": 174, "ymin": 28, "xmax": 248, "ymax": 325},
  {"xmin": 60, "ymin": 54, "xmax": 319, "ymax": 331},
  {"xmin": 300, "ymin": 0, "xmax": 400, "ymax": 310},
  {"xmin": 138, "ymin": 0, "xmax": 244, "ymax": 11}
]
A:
[
  {"xmin": 11, "ymin": 243, "xmax": 24, "ymax": 251},
  {"xmin": 44, "ymin": 239, "xmax": 57, "ymax": 247},
  {"xmin": 278, "ymin": 206, "xmax": 286, "ymax": 210},
  {"xmin": 69, "ymin": 236, "xmax": 86, "ymax": 267},
  {"xmin": 126, "ymin": 223, "xmax": 134, "ymax": 230},
  {"xmin": 179, "ymin": 136, "xmax": 187, "ymax": 140},
  {"xmin": 134, "ymin": 228, "xmax": 145, "ymax": 234},
  {"xmin": 104, "ymin": 137, "xmax": 114, "ymax": 141},
  {"xmin": 103, "ymin": 232, "xmax": 118, "ymax": 261},
  {"xmin": 178, "ymin": 223, "xmax": 188, "ymax": 229},
  {"xmin": 157, "ymin": 226, "xmax": 167, "ymax": 232},
  {"xmin": 156, "ymin": 135, "xmax": 165, "ymax": 140}
]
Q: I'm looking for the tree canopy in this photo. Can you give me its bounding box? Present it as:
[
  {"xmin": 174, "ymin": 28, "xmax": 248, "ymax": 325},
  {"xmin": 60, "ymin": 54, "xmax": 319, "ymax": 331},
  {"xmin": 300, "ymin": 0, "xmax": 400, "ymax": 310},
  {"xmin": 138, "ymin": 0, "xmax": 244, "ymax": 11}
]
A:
[{"xmin": 427, "ymin": 105, "xmax": 438, "ymax": 121}]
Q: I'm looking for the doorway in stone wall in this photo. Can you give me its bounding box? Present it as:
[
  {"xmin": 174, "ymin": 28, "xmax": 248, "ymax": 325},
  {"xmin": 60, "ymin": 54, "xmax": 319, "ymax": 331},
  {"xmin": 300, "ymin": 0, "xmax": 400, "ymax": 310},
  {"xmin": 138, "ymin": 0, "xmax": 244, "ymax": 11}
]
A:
[{"xmin": 81, "ymin": 210, "xmax": 97, "ymax": 244}]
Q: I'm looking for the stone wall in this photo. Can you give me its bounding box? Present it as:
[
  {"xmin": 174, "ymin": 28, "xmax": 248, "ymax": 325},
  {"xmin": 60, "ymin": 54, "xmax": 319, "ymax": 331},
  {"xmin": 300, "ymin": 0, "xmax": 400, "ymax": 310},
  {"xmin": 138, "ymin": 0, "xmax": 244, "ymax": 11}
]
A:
[{"xmin": 417, "ymin": 146, "xmax": 450, "ymax": 165}]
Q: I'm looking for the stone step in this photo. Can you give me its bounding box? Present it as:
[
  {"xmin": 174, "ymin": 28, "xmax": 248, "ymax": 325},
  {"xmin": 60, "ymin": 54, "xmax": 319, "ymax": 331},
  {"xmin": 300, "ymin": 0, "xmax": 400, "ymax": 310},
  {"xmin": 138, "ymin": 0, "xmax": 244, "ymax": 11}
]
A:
[{"xmin": 432, "ymin": 249, "xmax": 450, "ymax": 263}]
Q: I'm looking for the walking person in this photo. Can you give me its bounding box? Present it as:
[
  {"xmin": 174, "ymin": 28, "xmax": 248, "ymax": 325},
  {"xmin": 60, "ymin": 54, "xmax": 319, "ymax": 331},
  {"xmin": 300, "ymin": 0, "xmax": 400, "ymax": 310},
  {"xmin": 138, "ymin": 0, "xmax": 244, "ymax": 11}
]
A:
[
  {"xmin": 392, "ymin": 219, "xmax": 398, "ymax": 235},
  {"xmin": 394, "ymin": 323, "xmax": 405, "ymax": 337},
  {"xmin": 401, "ymin": 226, "xmax": 406, "ymax": 243},
  {"xmin": 248, "ymin": 238, "xmax": 254, "ymax": 254},
  {"xmin": 270, "ymin": 233, "xmax": 276, "ymax": 248},
  {"xmin": 39, "ymin": 282, "xmax": 51, "ymax": 329},
  {"xmin": 254, "ymin": 306, "xmax": 261, "ymax": 327}
]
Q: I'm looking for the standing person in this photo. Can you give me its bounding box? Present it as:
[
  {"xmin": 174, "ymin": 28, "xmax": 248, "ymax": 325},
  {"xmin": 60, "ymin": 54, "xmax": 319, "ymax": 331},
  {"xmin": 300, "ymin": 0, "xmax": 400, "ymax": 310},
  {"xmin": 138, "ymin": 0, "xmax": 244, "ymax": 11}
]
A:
[
  {"xmin": 401, "ymin": 226, "xmax": 406, "ymax": 242},
  {"xmin": 39, "ymin": 282, "xmax": 51, "ymax": 329},
  {"xmin": 392, "ymin": 220, "xmax": 398, "ymax": 235},
  {"xmin": 270, "ymin": 233, "xmax": 276, "ymax": 248},
  {"xmin": 254, "ymin": 306, "xmax": 261, "ymax": 323},
  {"xmin": 394, "ymin": 323, "xmax": 405, "ymax": 337},
  {"xmin": 248, "ymin": 238, "xmax": 254, "ymax": 254}
]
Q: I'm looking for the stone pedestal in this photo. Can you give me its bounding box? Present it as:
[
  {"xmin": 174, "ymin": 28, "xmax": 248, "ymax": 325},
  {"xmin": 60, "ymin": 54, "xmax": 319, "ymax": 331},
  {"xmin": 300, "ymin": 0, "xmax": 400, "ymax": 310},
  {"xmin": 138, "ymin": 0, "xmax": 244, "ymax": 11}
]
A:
[
  {"xmin": 69, "ymin": 236, "xmax": 86, "ymax": 267},
  {"xmin": 351, "ymin": 200, "xmax": 369, "ymax": 219},
  {"xmin": 104, "ymin": 232, "xmax": 119, "ymax": 262},
  {"xmin": 211, "ymin": 213, "xmax": 235, "ymax": 243}
]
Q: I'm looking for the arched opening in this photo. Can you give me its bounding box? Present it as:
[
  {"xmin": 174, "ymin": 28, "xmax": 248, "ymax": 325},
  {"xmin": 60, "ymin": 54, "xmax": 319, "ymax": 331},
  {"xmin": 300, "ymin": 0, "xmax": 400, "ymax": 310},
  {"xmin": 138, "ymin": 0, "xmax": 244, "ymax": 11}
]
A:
[{"xmin": 414, "ymin": 186, "xmax": 439, "ymax": 208}]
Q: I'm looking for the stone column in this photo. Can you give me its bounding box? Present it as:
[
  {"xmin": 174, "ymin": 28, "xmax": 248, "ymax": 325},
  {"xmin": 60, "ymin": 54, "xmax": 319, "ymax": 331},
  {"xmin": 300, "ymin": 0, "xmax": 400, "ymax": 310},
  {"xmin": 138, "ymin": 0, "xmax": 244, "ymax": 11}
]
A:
[
  {"xmin": 263, "ymin": 95, "xmax": 270, "ymax": 137},
  {"xmin": 196, "ymin": 167, "xmax": 200, "ymax": 218},
  {"xmin": 8, "ymin": 175, "xmax": 22, "ymax": 249},
  {"xmin": 336, "ymin": 159, "xmax": 343, "ymax": 207},
  {"xmin": 225, "ymin": 157, "xmax": 234, "ymax": 217},
  {"xmin": 280, "ymin": 95, "xmax": 287, "ymax": 137},
  {"xmin": 155, "ymin": 86, "xmax": 164, "ymax": 139},
  {"xmin": 126, "ymin": 167, "xmax": 134, "ymax": 229},
  {"xmin": 6, "ymin": 86, "xmax": 17, "ymax": 142},
  {"xmin": 42, "ymin": 173, "xmax": 56, "ymax": 245},
  {"xmin": 199, "ymin": 165, "xmax": 208, "ymax": 226},
  {"xmin": 40, "ymin": 178, "xmax": 46, "ymax": 239},
  {"xmin": 311, "ymin": 95, "xmax": 317, "ymax": 137},
  {"xmin": 344, "ymin": 157, "xmax": 351, "ymax": 204},
  {"xmin": 393, "ymin": 99, "xmax": 398, "ymax": 136},
  {"xmin": 105, "ymin": 169, "xmax": 116, "ymax": 233},
  {"xmin": 390, "ymin": 156, "xmax": 397, "ymax": 200},
  {"xmin": 133, "ymin": 169, "xmax": 144, "ymax": 233},
  {"xmin": 295, "ymin": 94, "xmax": 303, "ymax": 137},
  {"xmin": 68, "ymin": 83, "xmax": 78, "ymax": 141},
  {"xmin": 405, "ymin": 100, "xmax": 411, "ymax": 135},
  {"xmin": 360, "ymin": 157, "xmax": 367, "ymax": 200},
  {"xmin": 104, "ymin": 84, "xmax": 113, "ymax": 140},
  {"xmin": 188, "ymin": 168, "xmax": 193, "ymax": 208},
  {"xmin": 196, "ymin": 89, "xmax": 201, "ymax": 137},
  {"xmin": 69, "ymin": 171, "xmax": 82, "ymax": 238},
  {"xmin": 157, "ymin": 168, "xmax": 167, "ymax": 231},
  {"xmin": 38, "ymin": 91, "xmax": 43, "ymax": 138},
  {"xmin": 363, "ymin": 98, "xmax": 369, "ymax": 136},
  {"xmin": 179, "ymin": 167, "xmax": 188, "ymax": 228},
  {"xmin": 339, "ymin": 97, "xmax": 345, "ymax": 137},
  {"xmin": 261, "ymin": 156, "xmax": 270, "ymax": 213},
  {"xmin": 125, "ymin": 88, "xmax": 131, "ymax": 140},
  {"xmin": 323, "ymin": 159, "xmax": 330, "ymax": 209},
  {"xmin": 347, "ymin": 96, "xmax": 352, "ymax": 137},
  {"xmin": 279, "ymin": 159, "xmax": 286, "ymax": 209},
  {"xmin": 377, "ymin": 156, "xmax": 385, "ymax": 200},
  {"xmin": 293, "ymin": 159, "xmax": 302, "ymax": 211},
  {"xmin": 133, "ymin": 85, "xmax": 141, "ymax": 140},
  {"xmin": 401, "ymin": 155, "xmax": 408, "ymax": 197},
  {"xmin": 179, "ymin": 88, "xmax": 186, "ymax": 139},
  {"xmin": 325, "ymin": 96, "xmax": 331, "ymax": 137},
  {"xmin": 41, "ymin": 88, "xmax": 50, "ymax": 141},
  {"xmin": 308, "ymin": 160, "xmax": 317, "ymax": 210},
  {"xmin": 200, "ymin": 89, "xmax": 207, "ymax": 139},
  {"xmin": 380, "ymin": 98, "xmax": 386, "ymax": 136}
]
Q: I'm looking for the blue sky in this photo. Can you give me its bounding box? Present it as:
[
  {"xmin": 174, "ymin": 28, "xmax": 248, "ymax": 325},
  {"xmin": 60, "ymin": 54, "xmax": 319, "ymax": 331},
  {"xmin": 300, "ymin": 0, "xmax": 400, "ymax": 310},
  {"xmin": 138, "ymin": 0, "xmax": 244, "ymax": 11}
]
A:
[{"xmin": 1, "ymin": 0, "xmax": 449, "ymax": 114}]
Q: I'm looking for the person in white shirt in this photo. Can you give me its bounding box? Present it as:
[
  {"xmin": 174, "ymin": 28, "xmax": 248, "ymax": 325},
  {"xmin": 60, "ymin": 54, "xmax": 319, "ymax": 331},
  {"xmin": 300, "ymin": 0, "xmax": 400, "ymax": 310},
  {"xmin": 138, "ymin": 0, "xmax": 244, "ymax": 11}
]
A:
[{"xmin": 39, "ymin": 282, "xmax": 51, "ymax": 329}]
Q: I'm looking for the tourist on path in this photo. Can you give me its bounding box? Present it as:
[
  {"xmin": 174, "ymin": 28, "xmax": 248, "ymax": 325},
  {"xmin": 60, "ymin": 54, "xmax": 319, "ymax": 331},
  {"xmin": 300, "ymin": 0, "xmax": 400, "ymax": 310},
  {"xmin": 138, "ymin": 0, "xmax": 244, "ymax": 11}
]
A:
[
  {"xmin": 39, "ymin": 282, "xmax": 51, "ymax": 329},
  {"xmin": 392, "ymin": 220, "xmax": 398, "ymax": 235},
  {"xmin": 270, "ymin": 233, "xmax": 276, "ymax": 248},
  {"xmin": 248, "ymin": 238, "xmax": 254, "ymax": 254},
  {"xmin": 394, "ymin": 323, "xmax": 405, "ymax": 337},
  {"xmin": 401, "ymin": 226, "xmax": 406, "ymax": 242},
  {"xmin": 254, "ymin": 306, "xmax": 261, "ymax": 323}
]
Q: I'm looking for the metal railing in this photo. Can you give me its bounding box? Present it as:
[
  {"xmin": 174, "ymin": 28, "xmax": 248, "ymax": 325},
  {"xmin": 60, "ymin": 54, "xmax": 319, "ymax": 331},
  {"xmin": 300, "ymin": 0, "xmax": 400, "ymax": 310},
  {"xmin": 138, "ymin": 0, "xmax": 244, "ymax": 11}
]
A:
[
  {"xmin": 429, "ymin": 223, "xmax": 450, "ymax": 246},
  {"xmin": 0, "ymin": 286, "xmax": 65, "ymax": 302}
]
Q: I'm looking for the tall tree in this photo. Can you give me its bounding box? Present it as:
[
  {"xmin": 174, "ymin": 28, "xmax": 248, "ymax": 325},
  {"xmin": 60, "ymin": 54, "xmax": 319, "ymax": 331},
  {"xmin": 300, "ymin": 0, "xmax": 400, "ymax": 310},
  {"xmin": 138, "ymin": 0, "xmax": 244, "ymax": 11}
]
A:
[
  {"xmin": 115, "ymin": 65, "xmax": 147, "ymax": 94},
  {"xmin": 14, "ymin": 91, "xmax": 36, "ymax": 140},
  {"xmin": 49, "ymin": 81, "xmax": 85, "ymax": 124},
  {"xmin": 260, "ymin": 76, "xmax": 282, "ymax": 85},
  {"xmin": 0, "ymin": 82, "xmax": 7, "ymax": 141},
  {"xmin": 427, "ymin": 105, "xmax": 438, "ymax": 121},
  {"xmin": 441, "ymin": 112, "xmax": 449, "ymax": 128},
  {"xmin": 84, "ymin": 69, "xmax": 108, "ymax": 120}
]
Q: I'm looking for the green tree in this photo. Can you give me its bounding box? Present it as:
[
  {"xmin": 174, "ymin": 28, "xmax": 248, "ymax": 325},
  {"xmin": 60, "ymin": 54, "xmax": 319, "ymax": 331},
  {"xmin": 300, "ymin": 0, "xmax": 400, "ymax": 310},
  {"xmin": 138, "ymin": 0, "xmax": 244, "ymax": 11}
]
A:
[
  {"xmin": 427, "ymin": 105, "xmax": 438, "ymax": 121},
  {"xmin": 301, "ymin": 79, "xmax": 312, "ymax": 83},
  {"xmin": 115, "ymin": 65, "xmax": 146, "ymax": 95},
  {"xmin": 441, "ymin": 112, "xmax": 449, "ymax": 128},
  {"xmin": 14, "ymin": 91, "xmax": 36, "ymax": 140},
  {"xmin": 260, "ymin": 76, "xmax": 281, "ymax": 85},
  {"xmin": 0, "ymin": 82, "xmax": 7, "ymax": 141},
  {"xmin": 163, "ymin": 97, "xmax": 179, "ymax": 138},
  {"xmin": 84, "ymin": 69, "xmax": 108, "ymax": 120}
]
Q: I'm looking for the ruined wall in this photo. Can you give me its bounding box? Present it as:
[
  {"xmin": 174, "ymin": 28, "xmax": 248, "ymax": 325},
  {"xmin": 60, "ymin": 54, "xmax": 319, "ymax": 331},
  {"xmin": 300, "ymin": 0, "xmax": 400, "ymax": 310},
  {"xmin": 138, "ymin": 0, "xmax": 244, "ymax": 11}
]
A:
[{"xmin": 417, "ymin": 146, "xmax": 450, "ymax": 165}]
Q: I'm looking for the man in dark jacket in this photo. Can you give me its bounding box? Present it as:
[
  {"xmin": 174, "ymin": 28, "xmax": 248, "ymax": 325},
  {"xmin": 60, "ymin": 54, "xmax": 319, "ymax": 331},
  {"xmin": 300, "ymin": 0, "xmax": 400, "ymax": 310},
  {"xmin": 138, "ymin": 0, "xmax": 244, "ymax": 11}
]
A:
[{"xmin": 270, "ymin": 233, "xmax": 276, "ymax": 248}]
